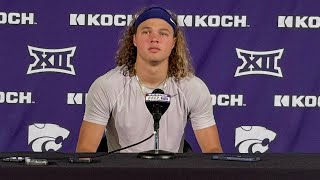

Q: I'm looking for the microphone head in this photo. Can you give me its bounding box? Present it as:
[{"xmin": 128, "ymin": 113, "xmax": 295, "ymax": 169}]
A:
[
  {"xmin": 152, "ymin": 89, "xmax": 164, "ymax": 94},
  {"xmin": 145, "ymin": 89, "xmax": 170, "ymax": 121}
]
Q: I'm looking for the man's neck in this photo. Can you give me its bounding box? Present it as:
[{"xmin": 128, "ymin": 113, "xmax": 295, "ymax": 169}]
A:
[{"xmin": 135, "ymin": 60, "xmax": 168, "ymax": 88}]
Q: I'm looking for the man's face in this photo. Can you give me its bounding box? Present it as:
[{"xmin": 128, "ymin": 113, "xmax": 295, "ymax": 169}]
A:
[{"xmin": 133, "ymin": 18, "xmax": 176, "ymax": 65}]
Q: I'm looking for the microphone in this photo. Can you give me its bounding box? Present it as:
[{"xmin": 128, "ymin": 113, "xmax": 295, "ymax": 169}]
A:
[
  {"xmin": 145, "ymin": 89, "xmax": 170, "ymax": 130},
  {"xmin": 137, "ymin": 89, "xmax": 175, "ymax": 159}
]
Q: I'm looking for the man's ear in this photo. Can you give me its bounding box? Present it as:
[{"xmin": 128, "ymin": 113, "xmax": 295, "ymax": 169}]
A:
[
  {"xmin": 172, "ymin": 37, "xmax": 176, "ymax": 49},
  {"xmin": 133, "ymin": 34, "xmax": 137, "ymax": 46}
]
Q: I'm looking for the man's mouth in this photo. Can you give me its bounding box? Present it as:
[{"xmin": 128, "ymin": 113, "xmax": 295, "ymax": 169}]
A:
[{"xmin": 148, "ymin": 47, "xmax": 160, "ymax": 53}]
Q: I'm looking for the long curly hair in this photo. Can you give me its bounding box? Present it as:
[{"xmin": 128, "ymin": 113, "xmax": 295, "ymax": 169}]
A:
[{"xmin": 115, "ymin": 7, "xmax": 194, "ymax": 81}]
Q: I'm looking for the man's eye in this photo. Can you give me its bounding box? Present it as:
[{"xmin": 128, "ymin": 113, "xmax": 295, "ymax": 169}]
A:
[{"xmin": 160, "ymin": 32, "xmax": 168, "ymax": 36}]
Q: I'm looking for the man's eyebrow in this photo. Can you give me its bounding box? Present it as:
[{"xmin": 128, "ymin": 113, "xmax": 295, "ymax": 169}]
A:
[
  {"xmin": 159, "ymin": 28, "xmax": 170, "ymax": 32},
  {"xmin": 139, "ymin": 27, "xmax": 171, "ymax": 32},
  {"xmin": 140, "ymin": 26, "xmax": 152, "ymax": 30}
]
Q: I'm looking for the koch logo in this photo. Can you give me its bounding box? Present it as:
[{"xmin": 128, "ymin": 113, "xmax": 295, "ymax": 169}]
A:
[
  {"xmin": 274, "ymin": 95, "xmax": 320, "ymax": 107},
  {"xmin": 67, "ymin": 93, "xmax": 87, "ymax": 105},
  {"xmin": 28, "ymin": 123, "xmax": 70, "ymax": 152},
  {"xmin": 70, "ymin": 14, "xmax": 133, "ymax": 26},
  {"xmin": 70, "ymin": 13, "xmax": 248, "ymax": 28},
  {"xmin": 0, "ymin": 12, "xmax": 36, "ymax": 25},
  {"xmin": 235, "ymin": 48, "xmax": 284, "ymax": 77},
  {"xmin": 211, "ymin": 94, "xmax": 245, "ymax": 106},
  {"xmin": 235, "ymin": 126, "xmax": 276, "ymax": 153},
  {"xmin": 278, "ymin": 16, "xmax": 320, "ymax": 28},
  {"xmin": 0, "ymin": 91, "xmax": 33, "ymax": 104},
  {"xmin": 27, "ymin": 46, "xmax": 76, "ymax": 75},
  {"xmin": 178, "ymin": 15, "xmax": 248, "ymax": 27}
]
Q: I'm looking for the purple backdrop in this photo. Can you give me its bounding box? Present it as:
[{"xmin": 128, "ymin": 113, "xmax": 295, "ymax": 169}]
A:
[{"xmin": 1, "ymin": 0, "xmax": 319, "ymax": 153}]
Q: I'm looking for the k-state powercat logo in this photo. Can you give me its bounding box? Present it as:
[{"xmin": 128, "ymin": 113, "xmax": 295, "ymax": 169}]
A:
[
  {"xmin": 235, "ymin": 49, "xmax": 284, "ymax": 77},
  {"xmin": 235, "ymin": 126, "xmax": 276, "ymax": 153},
  {"xmin": 27, "ymin": 46, "xmax": 76, "ymax": 75},
  {"xmin": 28, "ymin": 123, "xmax": 70, "ymax": 152}
]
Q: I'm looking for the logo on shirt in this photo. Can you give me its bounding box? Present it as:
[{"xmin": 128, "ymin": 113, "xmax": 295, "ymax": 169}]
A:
[
  {"xmin": 27, "ymin": 46, "xmax": 76, "ymax": 75},
  {"xmin": 28, "ymin": 123, "xmax": 70, "ymax": 152},
  {"xmin": 234, "ymin": 48, "xmax": 284, "ymax": 77},
  {"xmin": 235, "ymin": 126, "xmax": 277, "ymax": 153}
]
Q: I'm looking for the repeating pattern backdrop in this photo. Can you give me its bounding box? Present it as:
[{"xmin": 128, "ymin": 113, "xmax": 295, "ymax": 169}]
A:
[{"xmin": 1, "ymin": 0, "xmax": 319, "ymax": 153}]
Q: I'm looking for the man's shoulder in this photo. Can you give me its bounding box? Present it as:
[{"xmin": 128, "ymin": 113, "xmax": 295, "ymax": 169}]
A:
[
  {"xmin": 95, "ymin": 66, "xmax": 126, "ymax": 85},
  {"xmin": 90, "ymin": 66, "xmax": 128, "ymax": 93},
  {"xmin": 178, "ymin": 75, "xmax": 207, "ymax": 90},
  {"xmin": 175, "ymin": 75, "xmax": 211, "ymax": 100}
]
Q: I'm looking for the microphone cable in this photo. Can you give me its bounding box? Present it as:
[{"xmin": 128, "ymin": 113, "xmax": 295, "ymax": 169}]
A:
[
  {"xmin": 77, "ymin": 131, "xmax": 156, "ymax": 160},
  {"xmin": 1, "ymin": 132, "xmax": 156, "ymax": 163}
]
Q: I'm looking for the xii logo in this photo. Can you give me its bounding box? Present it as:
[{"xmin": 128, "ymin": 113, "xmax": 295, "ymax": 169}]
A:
[
  {"xmin": 234, "ymin": 48, "xmax": 284, "ymax": 77},
  {"xmin": 27, "ymin": 46, "xmax": 76, "ymax": 75}
]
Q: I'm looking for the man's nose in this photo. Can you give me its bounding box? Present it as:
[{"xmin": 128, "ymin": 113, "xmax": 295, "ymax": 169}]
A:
[{"xmin": 150, "ymin": 32, "xmax": 159, "ymax": 43}]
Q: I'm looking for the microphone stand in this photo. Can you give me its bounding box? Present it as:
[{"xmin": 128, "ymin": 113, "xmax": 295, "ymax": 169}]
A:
[{"xmin": 137, "ymin": 111, "xmax": 175, "ymax": 159}]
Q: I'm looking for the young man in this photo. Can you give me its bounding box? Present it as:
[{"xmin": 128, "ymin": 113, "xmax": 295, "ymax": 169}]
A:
[{"xmin": 76, "ymin": 7, "xmax": 223, "ymax": 153}]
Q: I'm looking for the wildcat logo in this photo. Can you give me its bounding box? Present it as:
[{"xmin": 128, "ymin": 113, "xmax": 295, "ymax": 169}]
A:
[
  {"xmin": 235, "ymin": 126, "xmax": 276, "ymax": 153},
  {"xmin": 27, "ymin": 46, "xmax": 76, "ymax": 75},
  {"xmin": 28, "ymin": 123, "xmax": 70, "ymax": 152},
  {"xmin": 235, "ymin": 49, "xmax": 284, "ymax": 77}
]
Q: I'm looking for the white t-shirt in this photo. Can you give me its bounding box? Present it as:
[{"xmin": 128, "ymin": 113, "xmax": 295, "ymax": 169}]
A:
[{"xmin": 84, "ymin": 66, "xmax": 216, "ymax": 153}]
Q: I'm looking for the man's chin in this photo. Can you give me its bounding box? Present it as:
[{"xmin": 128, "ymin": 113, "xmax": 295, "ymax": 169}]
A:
[{"xmin": 149, "ymin": 59, "xmax": 165, "ymax": 66}]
